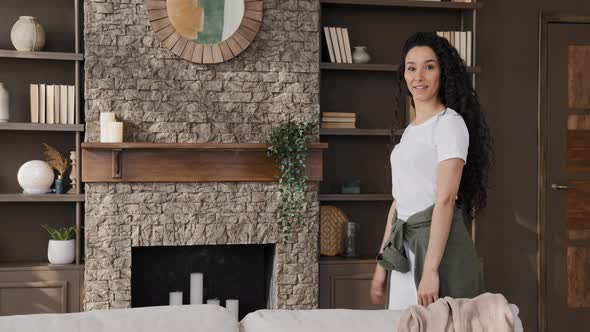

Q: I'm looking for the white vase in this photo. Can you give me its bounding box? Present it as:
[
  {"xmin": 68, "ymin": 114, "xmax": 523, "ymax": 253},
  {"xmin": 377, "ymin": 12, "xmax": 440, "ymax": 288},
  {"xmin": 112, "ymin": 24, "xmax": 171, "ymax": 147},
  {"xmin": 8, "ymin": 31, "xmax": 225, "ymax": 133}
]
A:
[
  {"xmin": 0, "ymin": 83, "xmax": 8, "ymax": 123},
  {"xmin": 352, "ymin": 46, "xmax": 371, "ymax": 64},
  {"xmin": 48, "ymin": 239, "xmax": 75, "ymax": 264},
  {"xmin": 11, "ymin": 16, "xmax": 46, "ymax": 52},
  {"xmin": 17, "ymin": 160, "xmax": 55, "ymax": 194}
]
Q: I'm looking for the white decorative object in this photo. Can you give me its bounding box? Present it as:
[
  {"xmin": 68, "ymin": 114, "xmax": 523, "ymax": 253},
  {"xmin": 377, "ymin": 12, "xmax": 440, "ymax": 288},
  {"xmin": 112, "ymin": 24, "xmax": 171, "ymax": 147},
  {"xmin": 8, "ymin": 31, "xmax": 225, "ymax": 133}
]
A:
[
  {"xmin": 17, "ymin": 160, "xmax": 54, "ymax": 194},
  {"xmin": 0, "ymin": 83, "xmax": 8, "ymax": 123},
  {"xmin": 47, "ymin": 239, "xmax": 75, "ymax": 264},
  {"xmin": 207, "ymin": 299, "xmax": 220, "ymax": 306},
  {"xmin": 225, "ymin": 299, "xmax": 239, "ymax": 320},
  {"xmin": 352, "ymin": 46, "xmax": 371, "ymax": 64},
  {"xmin": 105, "ymin": 122, "xmax": 123, "ymax": 143},
  {"xmin": 67, "ymin": 151, "xmax": 77, "ymax": 194},
  {"xmin": 190, "ymin": 273, "xmax": 204, "ymax": 304},
  {"xmin": 100, "ymin": 112, "xmax": 116, "ymax": 142},
  {"xmin": 169, "ymin": 291, "xmax": 183, "ymax": 305},
  {"xmin": 10, "ymin": 16, "xmax": 46, "ymax": 52}
]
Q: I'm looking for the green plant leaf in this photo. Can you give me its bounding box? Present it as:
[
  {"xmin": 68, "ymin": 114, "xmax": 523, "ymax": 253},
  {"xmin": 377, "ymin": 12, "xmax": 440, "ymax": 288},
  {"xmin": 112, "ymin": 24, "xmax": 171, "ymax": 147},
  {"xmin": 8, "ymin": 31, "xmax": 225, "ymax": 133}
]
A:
[
  {"xmin": 41, "ymin": 224, "xmax": 77, "ymax": 240},
  {"xmin": 267, "ymin": 121, "xmax": 314, "ymax": 240}
]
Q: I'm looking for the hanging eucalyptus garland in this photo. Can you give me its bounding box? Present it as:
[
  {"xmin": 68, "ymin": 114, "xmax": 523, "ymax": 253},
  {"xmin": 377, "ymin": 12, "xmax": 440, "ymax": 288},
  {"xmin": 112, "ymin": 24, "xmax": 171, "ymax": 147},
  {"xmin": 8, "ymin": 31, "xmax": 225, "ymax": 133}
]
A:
[{"xmin": 267, "ymin": 121, "xmax": 314, "ymax": 239}]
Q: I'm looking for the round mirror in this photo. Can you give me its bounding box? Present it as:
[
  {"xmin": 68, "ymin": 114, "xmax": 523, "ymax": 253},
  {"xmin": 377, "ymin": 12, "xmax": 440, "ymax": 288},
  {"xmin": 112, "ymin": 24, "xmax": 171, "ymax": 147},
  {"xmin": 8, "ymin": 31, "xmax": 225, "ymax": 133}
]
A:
[
  {"xmin": 166, "ymin": 0, "xmax": 244, "ymax": 44},
  {"xmin": 146, "ymin": 0, "xmax": 262, "ymax": 64}
]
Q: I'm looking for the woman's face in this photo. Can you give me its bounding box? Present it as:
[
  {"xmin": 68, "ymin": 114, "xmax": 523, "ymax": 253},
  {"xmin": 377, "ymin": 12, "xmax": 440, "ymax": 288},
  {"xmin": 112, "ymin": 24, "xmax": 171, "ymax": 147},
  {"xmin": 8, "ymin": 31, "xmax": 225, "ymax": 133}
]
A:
[{"xmin": 404, "ymin": 46, "xmax": 441, "ymax": 104}]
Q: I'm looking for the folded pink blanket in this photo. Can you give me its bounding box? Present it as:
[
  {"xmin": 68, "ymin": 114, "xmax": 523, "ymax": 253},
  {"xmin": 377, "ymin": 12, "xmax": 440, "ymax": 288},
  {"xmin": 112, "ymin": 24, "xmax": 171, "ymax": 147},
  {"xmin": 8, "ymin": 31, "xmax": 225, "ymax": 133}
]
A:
[{"xmin": 397, "ymin": 293, "xmax": 514, "ymax": 332}]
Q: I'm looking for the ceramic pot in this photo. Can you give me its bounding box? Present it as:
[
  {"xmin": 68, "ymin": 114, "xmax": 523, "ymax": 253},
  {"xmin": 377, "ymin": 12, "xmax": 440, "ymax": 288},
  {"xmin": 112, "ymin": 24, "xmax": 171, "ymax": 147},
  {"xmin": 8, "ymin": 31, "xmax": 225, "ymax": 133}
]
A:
[
  {"xmin": 352, "ymin": 46, "xmax": 371, "ymax": 64},
  {"xmin": 11, "ymin": 16, "xmax": 46, "ymax": 51},
  {"xmin": 17, "ymin": 160, "xmax": 54, "ymax": 194},
  {"xmin": 0, "ymin": 83, "xmax": 8, "ymax": 123},
  {"xmin": 48, "ymin": 239, "xmax": 75, "ymax": 264}
]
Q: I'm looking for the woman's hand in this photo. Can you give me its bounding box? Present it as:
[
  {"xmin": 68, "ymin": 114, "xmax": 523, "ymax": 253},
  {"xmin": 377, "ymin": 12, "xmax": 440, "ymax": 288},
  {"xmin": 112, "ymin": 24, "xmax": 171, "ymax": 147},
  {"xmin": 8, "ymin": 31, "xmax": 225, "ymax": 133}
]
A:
[
  {"xmin": 370, "ymin": 265, "xmax": 387, "ymax": 305},
  {"xmin": 417, "ymin": 269, "xmax": 439, "ymax": 306}
]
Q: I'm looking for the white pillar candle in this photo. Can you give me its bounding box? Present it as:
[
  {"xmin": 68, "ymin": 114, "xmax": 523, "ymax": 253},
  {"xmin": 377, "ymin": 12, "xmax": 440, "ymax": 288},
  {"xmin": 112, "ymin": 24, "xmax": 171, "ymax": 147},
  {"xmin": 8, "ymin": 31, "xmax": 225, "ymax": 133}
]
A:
[
  {"xmin": 169, "ymin": 291, "xmax": 183, "ymax": 306},
  {"xmin": 207, "ymin": 299, "xmax": 220, "ymax": 305},
  {"xmin": 105, "ymin": 121, "xmax": 123, "ymax": 143},
  {"xmin": 190, "ymin": 273, "xmax": 204, "ymax": 304},
  {"xmin": 100, "ymin": 112, "xmax": 116, "ymax": 142},
  {"xmin": 225, "ymin": 299, "xmax": 239, "ymax": 320}
]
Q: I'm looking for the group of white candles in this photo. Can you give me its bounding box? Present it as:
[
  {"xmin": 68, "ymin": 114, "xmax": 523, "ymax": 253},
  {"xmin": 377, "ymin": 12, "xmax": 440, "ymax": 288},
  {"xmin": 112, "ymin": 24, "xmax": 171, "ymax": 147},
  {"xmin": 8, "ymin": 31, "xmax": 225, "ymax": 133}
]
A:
[
  {"xmin": 100, "ymin": 112, "xmax": 123, "ymax": 143},
  {"xmin": 168, "ymin": 273, "xmax": 239, "ymax": 320}
]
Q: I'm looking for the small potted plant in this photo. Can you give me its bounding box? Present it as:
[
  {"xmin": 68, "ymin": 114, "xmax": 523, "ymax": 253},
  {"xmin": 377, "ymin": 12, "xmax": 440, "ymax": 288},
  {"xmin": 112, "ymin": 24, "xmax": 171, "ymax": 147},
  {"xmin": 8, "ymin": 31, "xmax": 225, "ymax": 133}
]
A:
[
  {"xmin": 41, "ymin": 224, "xmax": 76, "ymax": 264},
  {"xmin": 42, "ymin": 143, "xmax": 69, "ymax": 194}
]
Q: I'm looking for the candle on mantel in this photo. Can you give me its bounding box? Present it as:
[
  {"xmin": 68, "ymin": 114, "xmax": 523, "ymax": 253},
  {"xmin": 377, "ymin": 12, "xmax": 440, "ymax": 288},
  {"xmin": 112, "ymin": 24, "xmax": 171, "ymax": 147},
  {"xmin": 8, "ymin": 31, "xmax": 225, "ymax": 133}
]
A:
[
  {"xmin": 190, "ymin": 273, "xmax": 203, "ymax": 304},
  {"xmin": 225, "ymin": 299, "xmax": 239, "ymax": 320},
  {"xmin": 100, "ymin": 112, "xmax": 116, "ymax": 142},
  {"xmin": 207, "ymin": 299, "xmax": 220, "ymax": 306},
  {"xmin": 104, "ymin": 121, "xmax": 123, "ymax": 143},
  {"xmin": 169, "ymin": 291, "xmax": 183, "ymax": 306}
]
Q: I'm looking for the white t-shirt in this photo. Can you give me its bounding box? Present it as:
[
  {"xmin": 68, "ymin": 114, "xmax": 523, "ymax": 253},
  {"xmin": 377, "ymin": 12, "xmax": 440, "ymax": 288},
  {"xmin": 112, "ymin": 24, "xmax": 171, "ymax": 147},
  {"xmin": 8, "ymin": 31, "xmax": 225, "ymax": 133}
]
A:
[{"xmin": 390, "ymin": 108, "xmax": 469, "ymax": 221}]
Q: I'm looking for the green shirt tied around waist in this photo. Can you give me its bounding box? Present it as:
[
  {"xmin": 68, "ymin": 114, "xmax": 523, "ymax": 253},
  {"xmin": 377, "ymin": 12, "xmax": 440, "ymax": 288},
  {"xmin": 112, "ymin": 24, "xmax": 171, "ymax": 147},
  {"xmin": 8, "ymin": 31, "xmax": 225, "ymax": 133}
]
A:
[{"xmin": 377, "ymin": 204, "xmax": 483, "ymax": 299}]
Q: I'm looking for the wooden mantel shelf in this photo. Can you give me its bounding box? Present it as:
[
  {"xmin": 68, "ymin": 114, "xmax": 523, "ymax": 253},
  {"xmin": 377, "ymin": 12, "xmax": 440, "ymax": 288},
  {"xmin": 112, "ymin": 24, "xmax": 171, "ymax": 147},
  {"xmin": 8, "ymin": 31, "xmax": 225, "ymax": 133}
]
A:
[{"xmin": 82, "ymin": 142, "xmax": 328, "ymax": 182}]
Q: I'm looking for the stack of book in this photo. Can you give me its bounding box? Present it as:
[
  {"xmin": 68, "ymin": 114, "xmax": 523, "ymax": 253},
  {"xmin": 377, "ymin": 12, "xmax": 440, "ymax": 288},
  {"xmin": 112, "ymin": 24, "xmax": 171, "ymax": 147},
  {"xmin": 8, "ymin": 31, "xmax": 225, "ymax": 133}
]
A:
[
  {"xmin": 321, "ymin": 112, "xmax": 356, "ymax": 129},
  {"xmin": 30, "ymin": 84, "xmax": 76, "ymax": 124},
  {"xmin": 323, "ymin": 27, "xmax": 353, "ymax": 64},
  {"xmin": 435, "ymin": 31, "xmax": 472, "ymax": 66}
]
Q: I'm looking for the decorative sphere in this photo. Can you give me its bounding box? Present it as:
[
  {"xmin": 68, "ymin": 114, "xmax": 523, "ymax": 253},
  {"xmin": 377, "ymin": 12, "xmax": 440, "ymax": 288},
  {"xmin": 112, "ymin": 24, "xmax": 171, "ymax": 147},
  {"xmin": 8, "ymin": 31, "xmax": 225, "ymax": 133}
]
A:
[{"xmin": 17, "ymin": 160, "xmax": 54, "ymax": 194}]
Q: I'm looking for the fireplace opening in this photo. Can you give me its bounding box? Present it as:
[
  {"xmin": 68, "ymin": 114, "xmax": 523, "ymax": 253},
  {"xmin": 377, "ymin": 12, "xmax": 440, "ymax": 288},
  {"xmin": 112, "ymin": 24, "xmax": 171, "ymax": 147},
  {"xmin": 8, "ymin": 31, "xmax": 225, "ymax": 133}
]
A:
[{"xmin": 131, "ymin": 244, "xmax": 275, "ymax": 320}]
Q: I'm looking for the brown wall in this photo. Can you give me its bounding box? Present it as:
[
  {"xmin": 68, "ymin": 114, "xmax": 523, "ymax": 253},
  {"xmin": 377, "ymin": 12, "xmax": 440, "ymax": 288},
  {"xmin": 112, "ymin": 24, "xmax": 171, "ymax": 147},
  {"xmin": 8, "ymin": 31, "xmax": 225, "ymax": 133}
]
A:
[{"xmin": 477, "ymin": 1, "xmax": 590, "ymax": 331}]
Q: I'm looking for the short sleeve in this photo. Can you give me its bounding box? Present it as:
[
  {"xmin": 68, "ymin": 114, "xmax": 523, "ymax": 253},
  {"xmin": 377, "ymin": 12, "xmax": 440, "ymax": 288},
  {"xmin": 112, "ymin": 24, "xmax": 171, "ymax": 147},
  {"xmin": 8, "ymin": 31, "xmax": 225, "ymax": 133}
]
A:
[{"xmin": 433, "ymin": 114, "xmax": 469, "ymax": 164}]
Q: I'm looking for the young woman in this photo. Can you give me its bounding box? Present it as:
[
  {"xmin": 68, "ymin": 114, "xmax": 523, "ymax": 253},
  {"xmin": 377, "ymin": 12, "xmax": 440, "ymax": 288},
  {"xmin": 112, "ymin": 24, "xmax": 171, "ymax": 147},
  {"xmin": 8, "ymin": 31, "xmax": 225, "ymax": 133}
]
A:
[{"xmin": 370, "ymin": 32, "xmax": 493, "ymax": 310}]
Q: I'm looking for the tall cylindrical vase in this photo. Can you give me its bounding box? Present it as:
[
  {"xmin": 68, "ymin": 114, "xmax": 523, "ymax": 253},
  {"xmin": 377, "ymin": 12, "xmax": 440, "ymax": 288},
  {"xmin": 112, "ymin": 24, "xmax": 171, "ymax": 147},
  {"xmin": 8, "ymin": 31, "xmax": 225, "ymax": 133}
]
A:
[
  {"xmin": 0, "ymin": 83, "xmax": 9, "ymax": 123},
  {"xmin": 11, "ymin": 16, "xmax": 45, "ymax": 52}
]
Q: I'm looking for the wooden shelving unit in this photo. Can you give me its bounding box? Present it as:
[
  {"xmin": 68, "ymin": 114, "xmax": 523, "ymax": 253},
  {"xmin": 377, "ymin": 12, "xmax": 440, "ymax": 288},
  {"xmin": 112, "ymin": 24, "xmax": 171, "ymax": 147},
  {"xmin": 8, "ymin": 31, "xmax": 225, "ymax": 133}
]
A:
[
  {"xmin": 0, "ymin": 0, "xmax": 85, "ymax": 315},
  {"xmin": 318, "ymin": 0, "xmax": 480, "ymax": 310},
  {"xmin": 0, "ymin": 50, "xmax": 83, "ymax": 61},
  {"xmin": 0, "ymin": 123, "xmax": 85, "ymax": 132}
]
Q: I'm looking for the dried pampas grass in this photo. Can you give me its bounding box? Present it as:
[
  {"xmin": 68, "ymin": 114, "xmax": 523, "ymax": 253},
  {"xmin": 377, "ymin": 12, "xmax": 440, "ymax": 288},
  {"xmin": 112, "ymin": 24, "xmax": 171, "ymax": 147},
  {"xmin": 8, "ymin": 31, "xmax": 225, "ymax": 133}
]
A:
[{"xmin": 42, "ymin": 143, "xmax": 69, "ymax": 177}]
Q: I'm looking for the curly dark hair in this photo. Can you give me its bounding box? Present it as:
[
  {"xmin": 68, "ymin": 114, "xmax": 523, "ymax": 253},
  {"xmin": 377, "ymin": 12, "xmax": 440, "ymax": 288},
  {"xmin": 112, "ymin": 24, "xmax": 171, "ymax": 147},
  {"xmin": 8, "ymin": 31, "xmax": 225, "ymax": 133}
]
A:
[{"xmin": 398, "ymin": 32, "xmax": 494, "ymax": 221}]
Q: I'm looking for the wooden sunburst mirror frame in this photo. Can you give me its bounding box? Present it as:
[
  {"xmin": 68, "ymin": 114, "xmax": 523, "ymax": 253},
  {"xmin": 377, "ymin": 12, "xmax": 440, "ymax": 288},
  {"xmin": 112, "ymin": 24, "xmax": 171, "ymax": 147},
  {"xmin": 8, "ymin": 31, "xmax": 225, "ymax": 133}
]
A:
[{"xmin": 145, "ymin": 0, "xmax": 263, "ymax": 64}]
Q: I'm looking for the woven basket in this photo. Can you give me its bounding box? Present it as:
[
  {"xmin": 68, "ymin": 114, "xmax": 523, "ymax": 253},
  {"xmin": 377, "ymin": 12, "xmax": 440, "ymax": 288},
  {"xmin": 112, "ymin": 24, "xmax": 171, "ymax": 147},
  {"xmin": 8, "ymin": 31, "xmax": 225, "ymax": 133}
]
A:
[{"xmin": 320, "ymin": 205, "xmax": 348, "ymax": 256}]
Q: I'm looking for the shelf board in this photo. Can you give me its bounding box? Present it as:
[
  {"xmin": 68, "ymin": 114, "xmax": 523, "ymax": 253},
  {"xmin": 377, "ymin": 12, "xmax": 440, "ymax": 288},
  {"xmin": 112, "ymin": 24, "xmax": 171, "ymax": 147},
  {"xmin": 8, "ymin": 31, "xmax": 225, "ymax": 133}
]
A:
[
  {"xmin": 0, "ymin": 194, "xmax": 85, "ymax": 202},
  {"xmin": 82, "ymin": 143, "xmax": 328, "ymax": 182},
  {"xmin": 319, "ymin": 194, "xmax": 393, "ymax": 201},
  {"xmin": 0, "ymin": 261, "xmax": 84, "ymax": 271},
  {"xmin": 320, "ymin": 128, "xmax": 404, "ymax": 136},
  {"xmin": 0, "ymin": 49, "xmax": 83, "ymax": 61},
  {"xmin": 320, "ymin": 0, "xmax": 482, "ymax": 9},
  {"xmin": 0, "ymin": 122, "xmax": 84, "ymax": 132},
  {"xmin": 319, "ymin": 256, "xmax": 376, "ymax": 264},
  {"xmin": 321, "ymin": 63, "xmax": 399, "ymax": 71},
  {"xmin": 320, "ymin": 62, "xmax": 481, "ymax": 73}
]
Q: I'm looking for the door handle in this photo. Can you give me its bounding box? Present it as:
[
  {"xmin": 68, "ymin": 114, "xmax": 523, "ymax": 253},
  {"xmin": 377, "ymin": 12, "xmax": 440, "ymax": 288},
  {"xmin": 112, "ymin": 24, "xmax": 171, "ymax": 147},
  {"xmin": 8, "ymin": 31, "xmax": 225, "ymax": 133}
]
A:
[{"xmin": 551, "ymin": 184, "xmax": 575, "ymax": 190}]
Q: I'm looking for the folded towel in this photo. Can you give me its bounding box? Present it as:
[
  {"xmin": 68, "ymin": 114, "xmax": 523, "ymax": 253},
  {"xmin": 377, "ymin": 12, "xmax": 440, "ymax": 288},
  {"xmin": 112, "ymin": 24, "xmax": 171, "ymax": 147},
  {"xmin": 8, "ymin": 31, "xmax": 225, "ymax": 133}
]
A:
[{"xmin": 397, "ymin": 292, "xmax": 514, "ymax": 332}]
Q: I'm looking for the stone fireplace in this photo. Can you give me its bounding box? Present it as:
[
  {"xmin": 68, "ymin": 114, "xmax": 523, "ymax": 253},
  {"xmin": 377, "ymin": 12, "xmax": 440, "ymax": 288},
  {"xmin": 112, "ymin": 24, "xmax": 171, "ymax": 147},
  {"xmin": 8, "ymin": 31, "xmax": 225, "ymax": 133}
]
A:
[
  {"xmin": 84, "ymin": 182, "xmax": 319, "ymax": 311},
  {"xmin": 83, "ymin": 0, "xmax": 320, "ymax": 311}
]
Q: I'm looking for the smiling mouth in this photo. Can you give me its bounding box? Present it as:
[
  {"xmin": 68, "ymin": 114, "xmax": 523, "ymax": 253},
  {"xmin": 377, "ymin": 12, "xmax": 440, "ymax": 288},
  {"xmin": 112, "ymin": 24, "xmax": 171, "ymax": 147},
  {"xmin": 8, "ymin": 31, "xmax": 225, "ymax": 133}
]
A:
[{"xmin": 413, "ymin": 85, "xmax": 429, "ymax": 90}]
